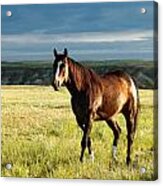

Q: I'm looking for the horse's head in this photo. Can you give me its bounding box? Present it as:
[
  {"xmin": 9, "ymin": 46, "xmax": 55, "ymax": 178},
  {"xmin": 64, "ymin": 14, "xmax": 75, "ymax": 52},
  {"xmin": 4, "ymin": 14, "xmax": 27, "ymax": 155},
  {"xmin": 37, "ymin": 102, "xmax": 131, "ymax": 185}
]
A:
[{"xmin": 52, "ymin": 48, "xmax": 69, "ymax": 91}]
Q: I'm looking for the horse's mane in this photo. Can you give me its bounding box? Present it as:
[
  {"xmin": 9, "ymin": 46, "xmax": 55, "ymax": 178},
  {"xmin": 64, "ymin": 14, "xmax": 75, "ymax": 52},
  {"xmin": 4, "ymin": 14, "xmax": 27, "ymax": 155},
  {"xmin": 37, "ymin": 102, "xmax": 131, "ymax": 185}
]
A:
[
  {"xmin": 68, "ymin": 57, "xmax": 97, "ymax": 77},
  {"xmin": 66, "ymin": 57, "xmax": 102, "ymax": 94},
  {"xmin": 68, "ymin": 57, "xmax": 87, "ymax": 70}
]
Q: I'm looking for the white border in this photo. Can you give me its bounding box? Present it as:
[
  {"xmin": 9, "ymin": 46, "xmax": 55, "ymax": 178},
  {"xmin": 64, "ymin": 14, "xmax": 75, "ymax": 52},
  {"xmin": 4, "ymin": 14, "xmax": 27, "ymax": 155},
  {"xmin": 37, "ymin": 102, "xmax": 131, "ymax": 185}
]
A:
[{"xmin": 0, "ymin": 0, "xmax": 162, "ymax": 186}]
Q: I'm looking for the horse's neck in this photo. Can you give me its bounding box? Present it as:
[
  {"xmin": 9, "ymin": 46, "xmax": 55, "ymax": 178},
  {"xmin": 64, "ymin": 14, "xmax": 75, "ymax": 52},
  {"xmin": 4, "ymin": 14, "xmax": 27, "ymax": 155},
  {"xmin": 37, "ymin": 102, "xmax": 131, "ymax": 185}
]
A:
[{"xmin": 65, "ymin": 58, "xmax": 88, "ymax": 95}]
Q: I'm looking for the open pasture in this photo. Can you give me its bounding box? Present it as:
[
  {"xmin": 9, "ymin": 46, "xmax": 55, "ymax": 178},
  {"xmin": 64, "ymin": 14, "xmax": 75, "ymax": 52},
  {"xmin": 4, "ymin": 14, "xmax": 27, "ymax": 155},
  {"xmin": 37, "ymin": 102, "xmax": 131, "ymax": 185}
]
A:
[{"xmin": 1, "ymin": 86, "xmax": 157, "ymax": 180}]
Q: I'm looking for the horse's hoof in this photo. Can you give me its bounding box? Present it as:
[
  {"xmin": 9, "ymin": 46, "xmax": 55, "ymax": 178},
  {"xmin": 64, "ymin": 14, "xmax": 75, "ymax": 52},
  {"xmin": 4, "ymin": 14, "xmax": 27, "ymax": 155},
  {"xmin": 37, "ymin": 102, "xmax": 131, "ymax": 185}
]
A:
[
  {"xmin": 126, "ymin": 157, "xmax": 131, "ymax": 166},
  {"xmin": 80, "ymin": 157, "xmax": 84, "ymax": 163},
  {"xmin": 112, "ymin": 156, "xmax": 118, "ymax": 162},
  {"xmin": 89, "ymin": 152, "xmax": 95, "ymax": 162},
  {"xmin": 112, "ymin": 145, "xmax": 117, "ymax": 160}
]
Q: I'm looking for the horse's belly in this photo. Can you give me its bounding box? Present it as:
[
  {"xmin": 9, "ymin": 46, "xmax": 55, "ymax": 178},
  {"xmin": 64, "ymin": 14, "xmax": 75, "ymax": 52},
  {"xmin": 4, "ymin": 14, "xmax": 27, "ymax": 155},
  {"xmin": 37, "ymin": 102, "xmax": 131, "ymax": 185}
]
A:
[
  {"xmin": 97, "ymin": 107, "xmax": 119, "ymax": 120},
  {"xmin": 97, "ymin": 93, "xmax": 127, "ymax": 119}
]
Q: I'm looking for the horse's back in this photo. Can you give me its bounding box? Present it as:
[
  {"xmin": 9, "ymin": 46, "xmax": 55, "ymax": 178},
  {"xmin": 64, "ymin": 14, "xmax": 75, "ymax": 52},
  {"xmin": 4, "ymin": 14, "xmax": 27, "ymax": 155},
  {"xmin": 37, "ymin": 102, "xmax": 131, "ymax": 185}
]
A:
[
  {"xmin": 102, "ymin": 70, "xmax": 131, "ymax": 82},
  {"xmin": 101, "ymin": 70, "xmax": 132, "ymax": 95}
]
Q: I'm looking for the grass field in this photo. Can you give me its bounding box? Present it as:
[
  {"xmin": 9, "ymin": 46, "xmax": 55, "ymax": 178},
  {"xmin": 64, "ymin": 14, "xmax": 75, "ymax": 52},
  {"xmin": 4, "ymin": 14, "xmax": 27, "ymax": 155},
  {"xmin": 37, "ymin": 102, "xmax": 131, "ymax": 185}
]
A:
[{"xmin": 1, "ymin": 86, "xmax": 158, "ymax": 180}]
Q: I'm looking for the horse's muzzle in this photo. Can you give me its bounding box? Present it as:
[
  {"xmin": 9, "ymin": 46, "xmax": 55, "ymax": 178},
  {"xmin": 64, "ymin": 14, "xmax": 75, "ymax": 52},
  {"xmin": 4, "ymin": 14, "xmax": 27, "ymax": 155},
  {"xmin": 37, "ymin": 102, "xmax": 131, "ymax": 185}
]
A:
[{"xmin": 52, "ymin": 81, "xmax": 59, "ymax": 91}]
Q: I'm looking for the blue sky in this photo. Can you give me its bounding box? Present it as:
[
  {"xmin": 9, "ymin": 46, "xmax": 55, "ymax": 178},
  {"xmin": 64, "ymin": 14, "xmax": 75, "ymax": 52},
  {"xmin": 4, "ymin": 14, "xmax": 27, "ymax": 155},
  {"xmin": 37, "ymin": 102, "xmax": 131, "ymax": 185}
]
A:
[{"xmin": 1, "ymin": 1, "xmax": 155, "ymax": 61}]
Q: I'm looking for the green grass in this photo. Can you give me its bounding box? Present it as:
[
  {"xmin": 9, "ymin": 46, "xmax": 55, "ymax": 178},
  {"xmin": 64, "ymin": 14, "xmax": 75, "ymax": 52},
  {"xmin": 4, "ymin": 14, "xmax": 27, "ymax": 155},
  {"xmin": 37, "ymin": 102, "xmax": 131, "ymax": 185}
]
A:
[{"xmin": 1, "ymin": 86, "xmax": 158, "ymax": 180}]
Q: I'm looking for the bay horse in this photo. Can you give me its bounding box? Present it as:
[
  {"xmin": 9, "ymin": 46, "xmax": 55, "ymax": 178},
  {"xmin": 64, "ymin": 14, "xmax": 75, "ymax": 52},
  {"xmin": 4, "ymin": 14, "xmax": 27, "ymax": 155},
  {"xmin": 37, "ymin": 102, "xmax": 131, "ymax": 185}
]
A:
[{"xmin": 52, "ymin": 48, "xmax": 139, "ymax": 165}]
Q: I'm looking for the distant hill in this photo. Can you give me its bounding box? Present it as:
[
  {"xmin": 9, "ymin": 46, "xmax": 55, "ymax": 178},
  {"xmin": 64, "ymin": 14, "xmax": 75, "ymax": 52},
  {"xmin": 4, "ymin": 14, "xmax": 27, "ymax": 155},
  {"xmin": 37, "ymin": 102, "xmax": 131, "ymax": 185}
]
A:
[{"xmin": 1, "ymin": 60, "xmax": 158, "ymax": 89}]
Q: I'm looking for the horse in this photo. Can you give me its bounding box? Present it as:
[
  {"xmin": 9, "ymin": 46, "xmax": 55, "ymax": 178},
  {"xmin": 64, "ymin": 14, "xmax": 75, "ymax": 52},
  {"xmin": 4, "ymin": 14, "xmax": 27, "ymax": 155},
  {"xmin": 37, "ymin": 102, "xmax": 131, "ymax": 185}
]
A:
[{"xmin": 51, "ymin": 48, "xmax": 139, "ymax": 165}]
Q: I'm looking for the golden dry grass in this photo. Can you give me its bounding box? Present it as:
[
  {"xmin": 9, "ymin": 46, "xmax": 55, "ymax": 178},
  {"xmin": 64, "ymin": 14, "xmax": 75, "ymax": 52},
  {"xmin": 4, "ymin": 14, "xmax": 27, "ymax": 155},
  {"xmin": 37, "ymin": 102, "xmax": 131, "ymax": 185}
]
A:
[{"xmin": 1, "ymin": 86, "xmax": 158, "ymax": 180}]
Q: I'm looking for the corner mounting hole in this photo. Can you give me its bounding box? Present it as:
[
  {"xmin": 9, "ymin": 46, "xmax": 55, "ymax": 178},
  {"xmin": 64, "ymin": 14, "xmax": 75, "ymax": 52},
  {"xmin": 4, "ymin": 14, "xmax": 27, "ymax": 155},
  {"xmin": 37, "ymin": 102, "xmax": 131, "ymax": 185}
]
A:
[
  {"xmin": 6, "ymin": 10, "xmax": 12, "ymax": 17},
  {"xmin": 140, "ymin": 8, "xmax": 147, "ymax": 14},
  {"xmin": 140, "ymin": 167, "xmax": 146, "ymax": 174},
  {"xmin": 6, "ymin": 163, "xmax": 12, "ymax": 170}
]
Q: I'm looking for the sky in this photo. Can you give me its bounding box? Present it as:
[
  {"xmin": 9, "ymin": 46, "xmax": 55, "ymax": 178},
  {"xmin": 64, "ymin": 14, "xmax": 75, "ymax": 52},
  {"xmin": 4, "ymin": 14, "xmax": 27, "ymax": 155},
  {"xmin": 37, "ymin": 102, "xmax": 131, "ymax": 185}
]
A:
[{"xmin": 1, "ymin": 1, "xmax": 156, "ymax": 61}]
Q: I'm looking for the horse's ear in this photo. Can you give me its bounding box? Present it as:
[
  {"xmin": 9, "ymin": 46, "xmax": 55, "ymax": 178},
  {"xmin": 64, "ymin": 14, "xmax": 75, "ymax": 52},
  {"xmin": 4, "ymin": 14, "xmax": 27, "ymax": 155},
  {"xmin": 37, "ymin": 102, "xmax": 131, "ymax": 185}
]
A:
[
  {"xmin": 64, "ymin": 48, "xmax": 68, "ymax": 57},
  {"xmin": 53, "ymin": 48, "xmax": 57, "ymax": 57}
]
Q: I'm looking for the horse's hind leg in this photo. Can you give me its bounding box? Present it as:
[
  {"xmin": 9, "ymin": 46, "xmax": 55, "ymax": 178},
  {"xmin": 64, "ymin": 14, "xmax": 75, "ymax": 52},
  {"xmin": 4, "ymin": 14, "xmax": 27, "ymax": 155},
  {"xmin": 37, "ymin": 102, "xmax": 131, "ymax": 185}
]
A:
[
  {"xmin": 87, "ymin": 136, "xmax": 94, "ymax": 161},
  {"xmin": 126, "ymin": 116, "xmax": 135, "ymax": 165},
  {"xmin": 123, "ymin": 108, "xmax": 137, "ymax": 165},
  {"xmin": 106, "ymin": 119, "xmax": 121, "ymax": 160}
]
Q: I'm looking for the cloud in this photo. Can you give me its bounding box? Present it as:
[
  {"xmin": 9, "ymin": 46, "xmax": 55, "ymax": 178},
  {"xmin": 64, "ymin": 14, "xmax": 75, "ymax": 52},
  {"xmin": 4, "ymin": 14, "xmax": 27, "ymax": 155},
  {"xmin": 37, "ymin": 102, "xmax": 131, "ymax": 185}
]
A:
[
  {"xmin": 2, "ymin": 30, "xmax": 153, "ymax": 45},
  {"xmin": 1, "ymin": 30, "xmax": 153, "ymax": 61}
]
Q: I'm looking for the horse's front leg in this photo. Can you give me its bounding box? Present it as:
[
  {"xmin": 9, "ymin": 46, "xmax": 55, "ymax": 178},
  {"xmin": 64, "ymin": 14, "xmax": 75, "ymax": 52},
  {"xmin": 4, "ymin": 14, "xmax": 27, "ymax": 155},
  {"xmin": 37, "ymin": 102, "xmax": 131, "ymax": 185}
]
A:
[
  {"xmin": 80, "ymin": 119, "xmax": 93, "ymax": 162},
  {"xmin": 79, "ymin": 123, "xmax": 94, "ymax": 162}
]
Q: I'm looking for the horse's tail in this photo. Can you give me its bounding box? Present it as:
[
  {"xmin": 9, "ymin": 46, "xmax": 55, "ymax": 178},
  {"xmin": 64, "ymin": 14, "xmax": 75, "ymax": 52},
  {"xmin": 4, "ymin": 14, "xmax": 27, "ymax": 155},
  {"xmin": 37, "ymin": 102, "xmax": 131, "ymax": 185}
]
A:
[{"xmin": 130, "ymin": 77, "xmax": 140, "ymax": 132}]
